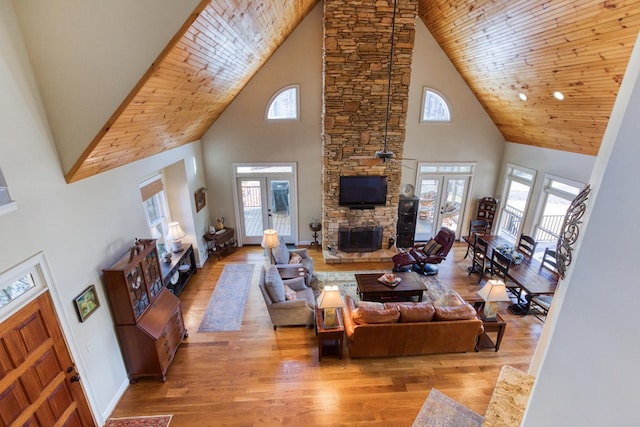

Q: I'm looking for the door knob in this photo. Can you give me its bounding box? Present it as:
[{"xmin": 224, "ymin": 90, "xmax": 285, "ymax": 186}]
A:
[{"xmin": 70, "ymin": 375, "xmax": 81, "ymax": 383}]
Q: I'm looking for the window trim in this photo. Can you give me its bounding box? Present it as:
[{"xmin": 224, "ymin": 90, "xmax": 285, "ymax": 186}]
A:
[
  {"xmin": 265, "ymin": 84, "xmax": 300, "ymax": 121},
  {"xmin": 0, "ymin": 167, "xmax": 16, "ymax": 216},
  {"xmin": 420, "ymin": 87, "xmax": 452, "ymax": 123}
]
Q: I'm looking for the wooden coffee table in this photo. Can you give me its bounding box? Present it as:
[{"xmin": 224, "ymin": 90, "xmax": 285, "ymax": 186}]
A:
[{"xmin": 355, "ymin": 272, "xmax": 427, "ymax": 302}]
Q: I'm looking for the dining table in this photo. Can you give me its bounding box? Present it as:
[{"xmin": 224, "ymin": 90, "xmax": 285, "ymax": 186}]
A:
[{"xmin": 463, "ymin": 234, "xmax": 559, "ymax": 315}]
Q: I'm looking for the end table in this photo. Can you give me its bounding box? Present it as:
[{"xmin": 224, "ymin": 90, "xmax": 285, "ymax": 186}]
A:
[
  {"xmin": 476, "ymin": 312, "xmax": 506, "ymax": 352},
  {"xmin": 315, "ymin": 307, "xmax": 344, "ymax": 361}
]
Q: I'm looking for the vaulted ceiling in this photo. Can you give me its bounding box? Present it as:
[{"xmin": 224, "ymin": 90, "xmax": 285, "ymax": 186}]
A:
[{"xmin": 64, "ymin": 0, "xmax": 640, "ymax": 183}]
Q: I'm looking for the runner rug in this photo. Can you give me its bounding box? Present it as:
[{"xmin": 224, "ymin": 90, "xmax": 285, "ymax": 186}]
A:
[
  {"xmin": 105, "ymin": 415, "xmax": 172, "ymax": 427},
  {"xmin": 198, "ymin": 263, "xmax": 255, "ymax": 332}
]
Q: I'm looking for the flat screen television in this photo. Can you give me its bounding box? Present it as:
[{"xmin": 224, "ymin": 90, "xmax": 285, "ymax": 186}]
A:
[{"xmin": 339, "ymin": 175, "xmax": 388, "ymax": 208}]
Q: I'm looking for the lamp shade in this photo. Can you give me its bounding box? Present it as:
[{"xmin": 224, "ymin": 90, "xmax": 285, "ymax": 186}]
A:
[
  {"xmin": 166, "ymin": 222, "xmax": 186, "ymax": 240},
  {"xmin": 477, "ymin": 279, "xmax": 511, "ymax": 302},
  {"xmin": 317, "ymin": 285, "xmax": 344, "ymax": 309},
  {"xmin": 261, "ymin": 229, "xmax": 279, "ymax": 249}
]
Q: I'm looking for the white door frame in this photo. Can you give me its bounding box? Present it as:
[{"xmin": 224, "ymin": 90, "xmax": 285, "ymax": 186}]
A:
[{"xmin": 232, "ymin": 162, "xmax": 298, "ymax": 246}]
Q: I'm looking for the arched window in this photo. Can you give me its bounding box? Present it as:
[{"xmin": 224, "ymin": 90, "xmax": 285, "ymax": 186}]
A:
[
  {"xmin": 266, "ymin": 85, "xmax": 300, "ymax": 121},
  {"xmin": 421, "ymin": 88, "xmax": 451, "ymax": 122}
]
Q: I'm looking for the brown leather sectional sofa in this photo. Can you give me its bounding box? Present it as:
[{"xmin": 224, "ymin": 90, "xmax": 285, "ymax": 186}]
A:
[{"xmin": 342, "ymin": 295, "xmax": 484, "ymax": 358}]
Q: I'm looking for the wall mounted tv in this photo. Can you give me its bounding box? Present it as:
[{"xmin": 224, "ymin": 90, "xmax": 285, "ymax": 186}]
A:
[{"xmin": 339, "ymin": 175, "xmax": 388, "ymax": 208}]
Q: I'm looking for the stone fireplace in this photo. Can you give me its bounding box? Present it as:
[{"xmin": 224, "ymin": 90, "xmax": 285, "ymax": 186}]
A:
[{"xmin": 321, "ymin": 0, "xmax": 418, "ymax": 261}]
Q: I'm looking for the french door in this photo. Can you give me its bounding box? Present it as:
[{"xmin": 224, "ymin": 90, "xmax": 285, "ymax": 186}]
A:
[
  {"xmin": 234, "ymin": 163, "xmax": 297, "ymax": 245},
  {"xmin": 414, "ymin": 163, "xmax": 475, "ymax": 242}
]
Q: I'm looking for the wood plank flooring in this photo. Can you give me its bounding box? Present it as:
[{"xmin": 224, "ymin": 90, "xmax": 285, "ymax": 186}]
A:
[{"xmin": 108, "ymin": 243, "xmax": 542, "ymax": 426}]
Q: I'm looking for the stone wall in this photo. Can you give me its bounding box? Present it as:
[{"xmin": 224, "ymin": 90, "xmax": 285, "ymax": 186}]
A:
[{"xmin": 321, "ymin": 0, "xmax": 418, "ymax": 252}]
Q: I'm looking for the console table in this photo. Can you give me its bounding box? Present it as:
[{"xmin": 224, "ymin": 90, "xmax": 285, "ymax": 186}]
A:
[
  {"xmin": 160, "ymin": 244, "xmax": 196, "ymax": 296},
  {"xmin": 203, "ymin": 227, "xmax": 236, "ymax": 260}
]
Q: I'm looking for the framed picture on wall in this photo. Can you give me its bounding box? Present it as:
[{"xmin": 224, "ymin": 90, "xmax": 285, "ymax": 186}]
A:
[
  {"xmin": 195, "ymin": 187, "xmax": 206, "ymax": 212},
  {"xmin": 74, "ymin": 285, "xmax": 100, "ymax": 322}
]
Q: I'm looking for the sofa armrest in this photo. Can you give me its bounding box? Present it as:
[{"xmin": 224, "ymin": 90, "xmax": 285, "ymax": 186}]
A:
[
  {"xmin": 283, "ymin": 276, "xmax": 307, "ymax": 291},
  {"xmin": 271, "ymin": 299, "xmax": 311, "ymax": 310}
]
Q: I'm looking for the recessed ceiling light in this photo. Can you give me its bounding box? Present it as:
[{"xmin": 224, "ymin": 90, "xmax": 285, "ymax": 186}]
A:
[
  {"xmin": 553, "ymin": 91, "xmax": 565, "ymax": 101},
  {"xmin": 518, "ymin": 93, "xmax": 528, "ymax": 101}
]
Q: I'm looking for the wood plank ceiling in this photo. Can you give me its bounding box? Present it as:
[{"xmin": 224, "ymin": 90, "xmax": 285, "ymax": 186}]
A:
[
  {"xmin": 420, "ymin": 0, "xmax": 640, "ymax": 156},
  {"xmin": 65, "ymin": 0, "xmax": 640, "ymax": 182}
]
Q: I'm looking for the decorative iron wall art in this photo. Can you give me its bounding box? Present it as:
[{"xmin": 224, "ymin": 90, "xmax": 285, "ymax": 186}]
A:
[{"xmin": 555, "ymin": 184, "xmax": 591, "ymax": 279}]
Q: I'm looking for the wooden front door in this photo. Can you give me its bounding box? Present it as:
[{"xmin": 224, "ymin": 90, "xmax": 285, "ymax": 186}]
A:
[{"xmin": 0, "ymin": 292, "xmax": 95, "ymax": 426}]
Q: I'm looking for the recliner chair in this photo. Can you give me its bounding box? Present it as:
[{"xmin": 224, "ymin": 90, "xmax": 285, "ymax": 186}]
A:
[{"xmin": 392, "ymin": 227, "xmax": 457, "ymax": 275}]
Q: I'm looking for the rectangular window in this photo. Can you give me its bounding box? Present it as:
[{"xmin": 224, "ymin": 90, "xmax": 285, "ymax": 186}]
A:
[
  {"xmin": 140, "ymin": 176, "xmax": 170, "ymax": 253},
  {"xmin": 497, "ymin": 164, "xmax": 536, "ymax": 243},
  {"xmin": 0, "ymin": 167, "xmax": 17, "ymax": 216}
]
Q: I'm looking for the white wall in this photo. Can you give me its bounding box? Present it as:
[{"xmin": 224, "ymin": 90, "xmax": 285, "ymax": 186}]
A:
[
  {"xmin": 404, "ymin": 22, "xmax": 505, "ymax": 199},
  {"xmin": 523, "ymin": 31, "xmax": 640, "ymax": 426},
  {"xmin": 11, "ymin": 0, "xmax": 200, "ymax": 173},
  {"xmin": 0, "ymin": 1, "xmax": 206, "ymax": 423}
]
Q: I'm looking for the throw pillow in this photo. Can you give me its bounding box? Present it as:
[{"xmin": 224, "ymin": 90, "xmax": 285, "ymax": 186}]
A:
[
  {"xmin": 396, "ymin": 302, "xmax": 436, "ymax": 323},
  {"xmin": 422, "ymin": 238, "xmax": 438, "ymax": 254},
  {"xmin": 272, "ymin": 239, "xmax": 290, "ymax": 265},
  {"xmin": 352, "ymin": 307, "xmax": 400, "ymax": 325},
  {"xmin": 264, "ymin": 265, "xmax": 286, "ymax": 302},
  {"xmin": 289, "ymin": 253, "xmax": 302, "ymax": 264},
  {"xmin": 433, "ymin": 303, "xmax": 477, "ymax": 321},
  {"xmin": 284, "ymin": 285, "xmax": 297, "ymax": 301},
  {"xmin": 435, "ymin": 290, "xmax": 465, "ymax": 307},
  {"xmin": 356, "ymin": 300, "xmax": 384, "ymax": 310}
]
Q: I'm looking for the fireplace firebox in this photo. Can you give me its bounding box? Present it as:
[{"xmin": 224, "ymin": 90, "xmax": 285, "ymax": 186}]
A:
[{"xmin": 338, "ymin": 226, "xmax": 383, "ymax": 253}]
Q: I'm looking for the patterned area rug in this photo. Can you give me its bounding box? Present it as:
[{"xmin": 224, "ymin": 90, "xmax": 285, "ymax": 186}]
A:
[
  {"xmin": 311, "ymin": 270, "xmax": 449, "ymax": 302},
  {"xmin": 412, "ymin": 389, "xmax": 483, "ymax": 427},
  {"xmin": 198, "ymin": 264, "xmax": 255, "ymax": 332},
  {"xmin": 105, "ymin": 415, "xmax": 172, "ymax": 427}
]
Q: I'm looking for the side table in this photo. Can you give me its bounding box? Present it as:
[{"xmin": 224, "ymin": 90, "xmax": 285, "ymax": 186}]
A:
[
  {"xmin": 315, "ymin": 307, "xmax": 344, "ymax": 361},
  {"xmin": 203, "ymin": 227, "xmax": 236, "ymax": 260},
  {"xmin": 476, "ymin": 312, "xmax": 506, "ymax": 352},
  {"xmin": 310, "ymin": 225, "xmax": 321, "ymax": 251}
]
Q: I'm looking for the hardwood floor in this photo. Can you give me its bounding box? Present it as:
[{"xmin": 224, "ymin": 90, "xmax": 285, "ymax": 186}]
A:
[{"xmin": 109, "ymin": 243, "xmax": 542, "ymax": 426}]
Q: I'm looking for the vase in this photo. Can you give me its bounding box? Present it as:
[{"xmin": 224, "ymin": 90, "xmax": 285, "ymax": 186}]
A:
[{"xmin": 215, "ymin": 217, "xmax": 225, "ymax": 231}]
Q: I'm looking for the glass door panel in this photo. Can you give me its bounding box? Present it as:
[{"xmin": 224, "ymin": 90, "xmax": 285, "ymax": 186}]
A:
[
  {"xmin": 237, "ymin": 177, "xmax": 294, "ymax": 245},
  {"xmin": 439, "ymin": 177, "xmax": 468, "ymax": 235},
  {"xmin": 415, "ymin": 177, "xmax": 440, "ymax": 242}
]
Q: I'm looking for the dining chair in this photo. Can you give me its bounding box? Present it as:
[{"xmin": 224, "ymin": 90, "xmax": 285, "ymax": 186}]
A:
[
  {"xmin": 468, "ymin": 235, "xmax": 489, "ymax": 283},
  {"xmin": 489, "ymin": 249, "xmax": 519, "ymax": 298},
  {"xmin": 517, "ymin": 234, "xmax": 538, "ymax": 258},
  {"xmin": 463, "ymin": 219, "xmax": 489, "ymax": 260},
  {"xmin": 540, "ymin": 247, "xmax": 558, "ymax": 272}
]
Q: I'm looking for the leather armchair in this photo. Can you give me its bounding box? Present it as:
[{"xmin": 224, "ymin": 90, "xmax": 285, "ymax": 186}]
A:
[{"xmin": 392, "ymin": 227, "xmax": 456, "ymax": 275}]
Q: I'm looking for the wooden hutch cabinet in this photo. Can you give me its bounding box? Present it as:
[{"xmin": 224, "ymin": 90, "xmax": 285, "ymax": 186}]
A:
[
  {"xmin": 102, "ymin": 239, "xmax": 187, "ymax": 383},
  {"xmin": 476, "ymin": 197, "xmax": 499, "ymax": 232}
]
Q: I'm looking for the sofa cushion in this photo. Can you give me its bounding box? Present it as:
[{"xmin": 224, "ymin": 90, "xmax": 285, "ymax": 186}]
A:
[
  {"xmin": 352, "ymin": 307, "xmax": 400, "ymax": 325},
  {"xmin": 433, "ymin": 303, "xmax": 477, "ymax": 321},
  {"xmin": 284, "ymin": 284, "xmax": 297, "ymax": 301},
  {"xmin": 264, "ymin": 265, "xmax": 286, "ymax": 302},
  {"xmin": 272, "ymin": 239, "xmax": 290, "ymax": 265},
  {"xmin": 389, "ymin": 302, "xmax": 436, "ymax": 323}
]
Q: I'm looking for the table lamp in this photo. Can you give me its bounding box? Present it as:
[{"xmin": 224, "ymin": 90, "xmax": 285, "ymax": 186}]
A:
[
  {"xmin": 261, "ymin": 229, "xmax": 279, "ymax": 264},
  {"xmin": 317, "ymin": 285, "xmax": 344, "ymax": 328},
  {"xmin": 166, "ymin": 222, "xmax": 186, "ymax": 252},
  {"xmin": 477, "ymin": 279, "xmax": 511, "ymax": 321}
]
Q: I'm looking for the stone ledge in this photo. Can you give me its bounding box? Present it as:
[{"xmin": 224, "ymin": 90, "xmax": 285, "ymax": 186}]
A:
[{"xmin": 323, "ymin": 248, "xmax": 397, "ymax": 264}]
